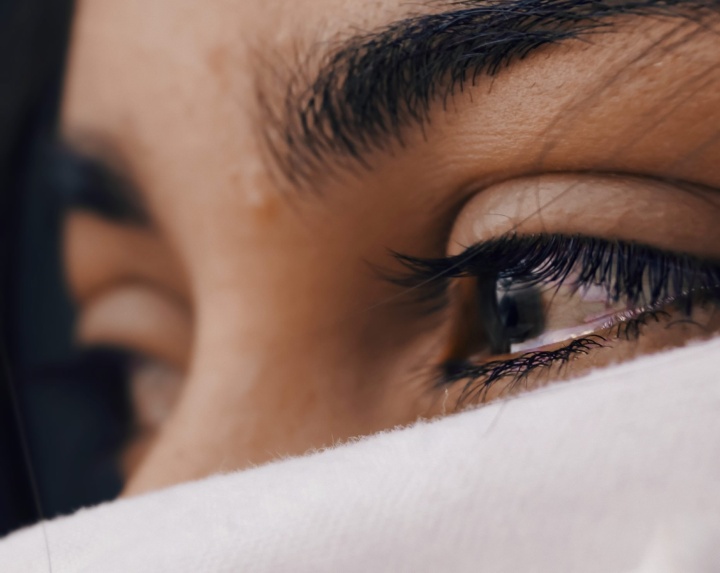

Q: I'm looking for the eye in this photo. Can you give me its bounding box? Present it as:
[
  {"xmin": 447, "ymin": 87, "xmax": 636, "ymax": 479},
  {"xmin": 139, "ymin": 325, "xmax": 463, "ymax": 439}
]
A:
[
  {"xmin": 398, "ymin": 234, "xmax": 720, "ymax": 404},
  {"xmin": 391, "ymin": 175, "xmax": 720, "ymax": 405},
  {"xmin": 53, "ymin": 146, "xmax": 192, "ymax": 374},
  {"xmin": 494, "ymin": 263, "xmax": 665, "ymax": 354},
  {"xmin": 63, "ymin": 209, "xmax": 192, "ymax": 469}
]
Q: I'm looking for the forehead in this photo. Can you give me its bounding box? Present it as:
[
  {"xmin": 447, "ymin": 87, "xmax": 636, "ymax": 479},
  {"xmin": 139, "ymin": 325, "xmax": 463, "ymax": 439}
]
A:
[
  {"xmin": 61, "ymin": 1, "xmax": 419, "ymax": 223},
  {"xmin": 62, "ymin": 0, "xmax": 720, "ymax": 226},
  {"xmin": 62, "ymin": 0, "xmax": 409, "ymax": 145}
]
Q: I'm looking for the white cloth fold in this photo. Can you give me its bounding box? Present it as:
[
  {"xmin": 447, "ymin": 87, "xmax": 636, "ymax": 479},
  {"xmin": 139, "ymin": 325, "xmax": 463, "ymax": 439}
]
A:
[{"xmin": 1, "ymin": 339, "xmax": 719, "ymax": 572}]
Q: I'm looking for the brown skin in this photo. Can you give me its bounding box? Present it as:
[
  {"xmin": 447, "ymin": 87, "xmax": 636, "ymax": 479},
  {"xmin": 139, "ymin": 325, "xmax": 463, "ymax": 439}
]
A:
[{"xmin": 61, "ymin": 1, "xmax": 720, "ymax": 495}]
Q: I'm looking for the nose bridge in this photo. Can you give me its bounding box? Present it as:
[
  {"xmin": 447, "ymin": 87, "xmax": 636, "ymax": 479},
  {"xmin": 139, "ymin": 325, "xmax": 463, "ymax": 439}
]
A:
[
  {"xmin": 64, "ymin": 0, "xmax": 274, "ymax": 240},
  {"xmin": 122, "ymin": 277, "xmax": 367, "ymax": 495},
  {"xmin": 122, "ymin": 359, "xmax": 354, "ymax": 497}
]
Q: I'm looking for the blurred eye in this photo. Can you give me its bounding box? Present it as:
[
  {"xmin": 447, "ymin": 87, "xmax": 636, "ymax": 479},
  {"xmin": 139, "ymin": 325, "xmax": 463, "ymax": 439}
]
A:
[
  {"xmin": 76, "ymin": 283, "xmax": 192, "ymax": 372},
  {"xmin": 62, "ymin": 207, "xmax": 191, "ymax": 458}
]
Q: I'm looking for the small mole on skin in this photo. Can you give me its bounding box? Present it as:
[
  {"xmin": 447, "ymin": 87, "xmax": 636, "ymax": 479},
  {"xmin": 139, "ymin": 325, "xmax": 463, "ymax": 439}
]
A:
[
  {"xmin": 206, "ymin": 45, "xmax": 233, "ymax": 92},
  {"xmin": 228, "ymin": 170, "xmax": 283, "ymax": 223}
]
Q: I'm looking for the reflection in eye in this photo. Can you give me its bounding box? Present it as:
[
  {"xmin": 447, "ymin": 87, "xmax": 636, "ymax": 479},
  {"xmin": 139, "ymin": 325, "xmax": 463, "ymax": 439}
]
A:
[
  {"xmin": 496, "ymin": 282, "xmax": 545, "ymax": 352},
  {"xmin": 395, "ymin": 234, "xmax": 720, "ymax": 403}
]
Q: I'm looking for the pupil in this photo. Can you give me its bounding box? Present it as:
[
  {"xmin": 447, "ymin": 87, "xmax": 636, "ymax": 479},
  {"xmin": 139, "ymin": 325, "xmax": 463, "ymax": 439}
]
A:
[{"xmin": 497, "ymin": 284, "xmax": 545, "ymax": 344}]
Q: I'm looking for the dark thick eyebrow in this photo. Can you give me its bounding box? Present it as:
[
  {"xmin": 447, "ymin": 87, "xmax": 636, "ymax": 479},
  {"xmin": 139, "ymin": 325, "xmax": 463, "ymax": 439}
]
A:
[
  {"xmin": 45, "ymin": 143, "xmax": 150, "ymax": 226},
  {"xmin": 263, "ymin": 0, "xmax": 718, "ymax": 186}
]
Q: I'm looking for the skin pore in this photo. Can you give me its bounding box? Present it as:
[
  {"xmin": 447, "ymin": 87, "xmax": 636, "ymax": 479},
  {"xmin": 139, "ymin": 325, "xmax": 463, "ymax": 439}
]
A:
[{"xmin": 60, "ymin": 0, "xmax": 720, "ymax": 494}]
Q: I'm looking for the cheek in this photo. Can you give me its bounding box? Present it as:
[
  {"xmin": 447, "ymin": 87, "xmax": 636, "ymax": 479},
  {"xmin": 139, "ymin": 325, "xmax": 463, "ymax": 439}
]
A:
[{"xmin": 120, "ymin": 280, "xmax": 445, "ymax": 495}]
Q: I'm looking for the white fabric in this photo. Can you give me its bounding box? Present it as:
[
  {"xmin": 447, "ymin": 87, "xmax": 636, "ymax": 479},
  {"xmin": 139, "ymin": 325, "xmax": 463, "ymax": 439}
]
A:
[{"xmin": 1, "ymin": 339, "xmax": 719, "ymax": 572}]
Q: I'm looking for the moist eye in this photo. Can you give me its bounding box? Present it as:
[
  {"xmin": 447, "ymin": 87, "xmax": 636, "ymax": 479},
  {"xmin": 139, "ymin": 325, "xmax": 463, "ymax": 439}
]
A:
[
  {"xmin": 392, "ymin": 233, "xmax": 720, "ymax": 399},
  {"xmin": 474, "ymin": 278, "xmax": 545, "ymax": 355},
  {"xmin": 497, "ymin": 282, "xmax": 545, "ymax": 347}
]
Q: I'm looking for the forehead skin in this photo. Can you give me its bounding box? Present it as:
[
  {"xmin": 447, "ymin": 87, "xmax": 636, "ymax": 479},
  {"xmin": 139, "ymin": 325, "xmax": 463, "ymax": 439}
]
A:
[
  {"xmin": 63, "ymin": 1, "xmax": 427, "ymax": 291},
  {"xmin": 63, "ymin": 0, "xmax": 720, "ymax": 289},
  {"xmin": 62, "ymin": 0, "xmax": 720, "ymax": 493}
]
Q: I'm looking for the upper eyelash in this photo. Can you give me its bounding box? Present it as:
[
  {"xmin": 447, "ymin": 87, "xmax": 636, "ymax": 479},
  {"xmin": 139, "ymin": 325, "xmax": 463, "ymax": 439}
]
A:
[{"xmin": 391, "ymin": 233, "xmax": 720, "ymax": 311}]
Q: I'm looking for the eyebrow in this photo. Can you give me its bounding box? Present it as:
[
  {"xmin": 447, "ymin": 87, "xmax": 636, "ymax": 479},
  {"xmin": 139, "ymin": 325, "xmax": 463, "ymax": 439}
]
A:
[
  {"xmin": 47, "ymin": 143, "xmax": 151, "ymax": 225},
  {"xmin": 264, "ymin": 0, "xmax": 718, "ymax": 186}
]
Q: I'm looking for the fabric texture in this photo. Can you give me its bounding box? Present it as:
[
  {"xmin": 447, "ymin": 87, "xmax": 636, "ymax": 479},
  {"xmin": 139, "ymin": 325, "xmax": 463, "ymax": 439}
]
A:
[{"xmin": 1, "ymin": 338, "xmax": 719, "ymax": 572}]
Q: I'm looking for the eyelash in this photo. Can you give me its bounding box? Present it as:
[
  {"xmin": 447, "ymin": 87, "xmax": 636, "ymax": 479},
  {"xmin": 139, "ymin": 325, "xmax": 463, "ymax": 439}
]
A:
[{"xmin": 392, "ymin": 234, "xmax": 720, "ymax": 401}]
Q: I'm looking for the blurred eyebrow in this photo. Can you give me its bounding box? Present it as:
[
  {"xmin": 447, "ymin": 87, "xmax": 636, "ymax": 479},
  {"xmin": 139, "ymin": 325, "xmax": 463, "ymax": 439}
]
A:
[
  {"xmin": 265, "ymin": 0, "xmax": 718, "ymax": 186},
  {"xmin": 48, "ymin": 144, "xmax": 151, "ymax": 226}
]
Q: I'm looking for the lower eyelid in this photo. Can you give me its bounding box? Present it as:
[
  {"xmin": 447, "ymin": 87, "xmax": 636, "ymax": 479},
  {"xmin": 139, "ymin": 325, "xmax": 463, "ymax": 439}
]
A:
[
  {"xmin": 77, "ymin": 285, "xmax": 192, "ymax": 371},
  {"xmin": 448, "ymin": 299, "xmax": 718, "ymax": 401},
  {"xmin": 438, "ymin": 336, "xmax": 607, "ymax": 405}
]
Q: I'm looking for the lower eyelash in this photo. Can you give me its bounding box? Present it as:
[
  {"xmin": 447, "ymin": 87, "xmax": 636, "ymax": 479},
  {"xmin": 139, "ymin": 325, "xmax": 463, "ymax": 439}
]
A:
[
  {"xmin": 609, "ymin": 308, "xmax": 670, "ymax": 340},
  {"xmin": 440, "ymin": 336, "xmax": 606, "ymax": 405},
  {"xmin": 439, "ymin": 306, "xmax": 692, "ymax": 405}
]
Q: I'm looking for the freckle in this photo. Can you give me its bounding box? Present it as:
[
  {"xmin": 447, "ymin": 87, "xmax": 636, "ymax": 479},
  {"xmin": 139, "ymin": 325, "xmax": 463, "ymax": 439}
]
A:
[
  {"xmin": 206, "ymin": 45, "xmax": 233, "ymax": 92},
  {"xmin": 207, "ymin": 46, "xmax": 226, "ymax": 75},
  {"xmin": 253, "ymin": 195, "xmax": 282, "ymax": 223}
]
